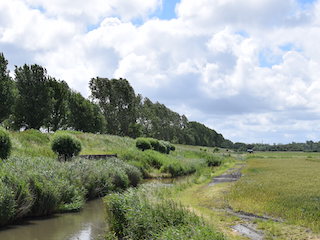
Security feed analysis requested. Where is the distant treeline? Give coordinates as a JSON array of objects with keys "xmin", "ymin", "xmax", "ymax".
[
  {"xmin": 233, "ymin": 141, "xmax": 320, "ymax": 152},
  {"xmin": 0, "ymin": 52, "xmax": 232, "ymax": 148}
]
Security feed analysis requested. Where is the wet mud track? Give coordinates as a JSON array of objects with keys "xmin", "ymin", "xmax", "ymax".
[{"xmin": 209, "ymin": 163, "xmax": 267, "ymax": 240}]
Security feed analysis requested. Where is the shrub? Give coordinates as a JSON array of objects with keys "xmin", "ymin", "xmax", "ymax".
[
  {"xmin": 0, "ymin": 128, "xmax": 11, "ymax": 159},
  {"xmin": 169, "ymin": 144, "xmax": 176, "ymax": 151},
  {"xmin": 158, "ymin": 141, "xmax": 167, "ymax": 154},
  {"xmin": 148, "ymin": 138, "xmax": 160, "ymax": 151},
  {"xmin": 213, "ymin": 147, "xmax": 220, "ymax": 153},
  {"xmin": 122, "ymin": 164, "xmax": 143, "ymax": 187},
  {"xmin": 161, "ymin": 163, "xmax": 184, "ymax": 177},
  {"xmin": 128, "ymin": 160, "xmax": 150, "ymax": 179},
  {"xmin": 206, "ymin": 155, "xmax": 222, "ymax": 167},
  {"xmin": 136, "ymin": 138, "xmax": 151, "ymax": 151},
  {"xmin": 51, "ymin": 134, "xmax": 82, "ymax": 160},
  {"xmin": 161, "ymin": 141, "xmax": 171, "ymax": 154}
]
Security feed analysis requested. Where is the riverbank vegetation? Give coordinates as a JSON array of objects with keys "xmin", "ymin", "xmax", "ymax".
[
  {"xmin": 104, "ymin": 149, "xmax": 234, "ymax": 240},
  {"xmin": 0, "ymin": 156, "xmax": 141, "ymax": 226},
  {"xmin": 105, "ymin": 185, "xmax": 226, "ymax": 240},
  {"xmin": 0, "ymin": 129, "xmax": 228, "ymax": 229}
]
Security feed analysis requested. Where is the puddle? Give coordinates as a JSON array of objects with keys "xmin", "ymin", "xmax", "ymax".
[
  {"xmin": 232, "ymin": 224, "xmax": 264, "ymax": 240},
  {"xmin": 209, "ymin": 166, "xmax": 243, "ymax": 186}
]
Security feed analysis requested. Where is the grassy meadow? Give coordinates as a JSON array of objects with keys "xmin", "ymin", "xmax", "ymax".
[
  {"xmin": 228, "ymin": 152, "xmax": 320, "ymax": 231},
  {"xmin": 170, "ymin": 152, "xmax": 320, "ymax": 240},
  {"xmin": 8, "ymin": 129, "xmax": 320, "ymax": 239}
]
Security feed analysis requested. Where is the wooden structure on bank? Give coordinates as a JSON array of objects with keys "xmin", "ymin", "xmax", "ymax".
[{"xmin": 79, "ymin": 154, "xmax": 117, "ymax": 160}]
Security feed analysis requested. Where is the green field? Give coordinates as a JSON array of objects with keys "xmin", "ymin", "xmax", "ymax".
[
  {"xmin": 5, "ymin": 130, "xmax": 320, "ymax": 239},
  {"xmin": 228, "ymin": 152, "xmax": 320, "ymax": 231}
]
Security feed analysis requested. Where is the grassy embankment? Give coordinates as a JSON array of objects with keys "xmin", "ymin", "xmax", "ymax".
[
  {"xmin": 104, "ymin": 145, "xmax": 236, "ymax": 239},
  {"xmin": 0, "ymin": 130, "xmax": 143, "ymax": 227},
  {"xmin": 0, "ymin": 129, "xmax": 226, "ymax": 230}
]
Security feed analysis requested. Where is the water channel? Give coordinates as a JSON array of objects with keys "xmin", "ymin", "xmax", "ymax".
[
  {"xmin": 0, "ymin": 199, "xmax": 106, "ymax": 240},
  {"xmin": 0, "ymin": 177, "xmax": 188, "ymax": 240}
]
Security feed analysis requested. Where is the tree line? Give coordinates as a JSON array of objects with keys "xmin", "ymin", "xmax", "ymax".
[{"xmin": 0, "ymin": 53, "xmax": 231, "ymax": 148}]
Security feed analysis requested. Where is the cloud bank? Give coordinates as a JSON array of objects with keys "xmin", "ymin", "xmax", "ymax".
[{"xmin": 1, "ymin": 0, "xmax": 320, "ymax": 143}]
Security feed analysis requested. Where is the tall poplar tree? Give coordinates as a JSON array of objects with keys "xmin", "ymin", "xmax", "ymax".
[
  {"xmin": 0, "ymin": 53, "xmax": 15, "ymax": 123},
  {"xmin": 14, "ymin": 64, "xmax": 52, "ymax": 129}
]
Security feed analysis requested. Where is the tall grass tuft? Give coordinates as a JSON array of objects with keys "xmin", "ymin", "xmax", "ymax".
[
  {"xmin": 0, "ymin": 156, "xmax": 142, "ymax": 226},
  {"xmin": 105, "ymin": 186, "xmax": 225, "ymax": 240}
]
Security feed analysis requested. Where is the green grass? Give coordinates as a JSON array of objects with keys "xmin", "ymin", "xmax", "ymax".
[
  {"xmin": 104, "ymin": 185, "xmax": 226, "ymax": 240},
  {"xmin": 228, "ymin": 152, "xmax": 320, "ymax": 232},
  {"xmin": 8, "ymin": 130, "xmax": 213, "ymax": 178},
  {"xmin": 0, "ymin": 156, "xmax": 142, "ymax": 226},
  {"xmin": 9, "ymin": 130, "xmax": 134, "ymax": 158}
]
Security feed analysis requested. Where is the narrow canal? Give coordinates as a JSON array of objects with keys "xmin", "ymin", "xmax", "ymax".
[
  {"xmin": 0, "ymin": 176, "xmax": 189, "ymax": 240},
  {"xmin": 0, "ymin": 199, "xmax": 106, "ymax": 240}
]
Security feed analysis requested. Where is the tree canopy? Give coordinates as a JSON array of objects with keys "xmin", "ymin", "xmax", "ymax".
[{"xmin": 0, "ymin": 52, "xmax": 232, "ymax": 148}]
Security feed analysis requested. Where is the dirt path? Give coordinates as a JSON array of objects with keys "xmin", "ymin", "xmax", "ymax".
[{"xmin": 209, "ymin": 163, "xmax": 267, "ymax": 240}]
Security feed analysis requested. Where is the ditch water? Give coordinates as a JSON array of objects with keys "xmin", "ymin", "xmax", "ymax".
[
  {"xmin": 0, "ymin": 177, "xmax": 187, "ymax": 240},
  {"xmin": 0, "ymin": 178, "xmax": 177, "ymax": 240},
  {"xmin": 0, "ymin": 199, "xmax": 106, "ymax": 240}
]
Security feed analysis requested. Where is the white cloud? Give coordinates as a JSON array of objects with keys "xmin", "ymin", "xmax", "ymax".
[
  {"xmin": 0, "ymin": 0, "xmax": 76, "ymax": 50},
  {"xmin": 2, "ymin": 0, "xmax": 320, "ymax": 143},
  {"xmin": 22, "ymin": 0, "xmax": 161, "ymax": 23}
]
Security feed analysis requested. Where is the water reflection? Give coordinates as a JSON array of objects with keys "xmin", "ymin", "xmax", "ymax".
[{"xmin": 0, "ymin": 199, "xmax": 106, "ymax": 240}]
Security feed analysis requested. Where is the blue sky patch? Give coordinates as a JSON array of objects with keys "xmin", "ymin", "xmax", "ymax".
[
  {"xmin": 280, "ymin": 43, "xmax": 294, "ymax": 52},
  {"xmin": 235, "ymin": 30, "xmax": 250, "ymax": 38},
  {"xmin": 259, "ymin": 49, "xmax": 283, "ymax": 68},
  {"xmin": 153, "ymin": 0, "xmax": 180, "ymax": 20},
  {"xmin": 297, "ymin": 0, "xmax": 317, "ymax": 4}
]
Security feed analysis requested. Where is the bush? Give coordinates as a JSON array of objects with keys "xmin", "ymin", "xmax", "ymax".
[
  {"xmin": 161, "ymin": 141, "xmax": 171, "ymax": 154},
  {"xmin": 122, "ymin": 164, "xmax": 143, "ymax": 187},
  {"xmin": 170, "ymin": 144, "xmax": 176, "ymax": 151},
  {"xmin": 206, "ymin": 155, "xmax": 222, "ymax": 167},
  {"xmin": 161, "ymin": 163, "xmax": 184, "ymax": 177},
  {"xmin": 0, "ymin": 128, "xmax": 11, "ymax": 159},
  {"xmin": 158, "ymin": 141, "xmax": 167, "ymax": 154},
  {"xmin": 148, "ymin": 138, "xmax": 160, "ymax": 151},
  {"xmin": 51, "ymin": 134, "xmax": 82, "ymax": 160},
  {"xmin": 213, "ymin": 147, "xmax": 220, "ymax": 153},
  {"xmin": 136, "ymin": 138, "xmax": 151, "ymax": 151}
]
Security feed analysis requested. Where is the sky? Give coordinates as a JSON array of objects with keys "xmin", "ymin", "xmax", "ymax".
[{"xmin": 1, "ymin": 0, "xmax": 320, "ymax": 144}]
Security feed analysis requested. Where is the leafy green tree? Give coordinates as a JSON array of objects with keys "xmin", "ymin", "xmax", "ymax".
[
  {"xmin": 0, "ymin": 127, "xmax": 11, "ymax": 159},
  {"xmin": 128, "ymin": 123, "xmax": 143, "ymax": 138},
  {"xmin": 51, "ymin": 134, "xmax": 82, "ymax": 161},
  {"xmin": 14, "ymin": 64, "xmax": 52, "ymax": 130},
  {"xmin": 89, "ymin": 78, "xmax": 137, "ymax": 136},
  {"xmin": 0, "ymin": 53, "xmax": 15, "ymax": 123},
  {"xmin": 46, "ymin": 78, "xmax": 70, "ymax": 131},
  {"xmin": 68, "ymin": 92, "xmax": 105, "ymax": 133}
]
